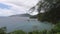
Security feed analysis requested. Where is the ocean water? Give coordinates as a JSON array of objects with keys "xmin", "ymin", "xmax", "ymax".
[{"xmin": 0, "ymin": 17, "xmax": 54, "ymax": 32}]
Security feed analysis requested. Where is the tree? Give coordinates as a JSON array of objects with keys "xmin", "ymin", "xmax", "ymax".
[
  {"xmin": 0, "ymin": 27, "xmax": 6, "ymax": 34},
  {"xmin": 29, "ymin": 0, "xmax": 60, "ymax": 23},
  {"xmin": 9, "ymin": 30, "xmax": 26, "ymax": 34}
]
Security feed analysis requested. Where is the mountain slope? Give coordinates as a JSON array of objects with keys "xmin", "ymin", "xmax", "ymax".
[{"xmin": 9, "ymin": 14, "xmax": 31, "ymax": 17}]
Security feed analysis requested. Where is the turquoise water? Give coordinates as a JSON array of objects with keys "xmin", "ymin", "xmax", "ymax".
[{"xmin": 0, "ymin": 17, "xmax": 54, "ymax": 32}]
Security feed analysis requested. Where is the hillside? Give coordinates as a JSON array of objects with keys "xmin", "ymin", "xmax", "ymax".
[{"xmin": 9, "ymin": 14, "xmax": 31, "ymax": 17}]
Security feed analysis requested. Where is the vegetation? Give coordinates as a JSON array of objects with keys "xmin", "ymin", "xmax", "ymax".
[
  {"xmin": 0, "ymin": 27, "xmax": 6, "ymax": 34},
  {"xmin": 30, "ymin": 15, "xmax": 37, "ymax": 19},
  {"xmin": 30, "ymin": 0, "xmax": 60, "ymax": 24},
  {"xmin": 8, "ymin": 30, "xmax": 26, "ymax": 34}
]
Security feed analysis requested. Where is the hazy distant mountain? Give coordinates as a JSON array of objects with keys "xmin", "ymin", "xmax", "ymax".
[{"xmin": 9, "ymin": 14, "xmax": 31, "ymax": 17}]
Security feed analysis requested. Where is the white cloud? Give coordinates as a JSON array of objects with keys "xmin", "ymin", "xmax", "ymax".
[
  {"xmin": 0, "ymin": 2, "xmax": 28, "ymax": 16},
  {"xmin": 0, "ymin": 0, "xmax": 39, "ymax": 16},
  {"xmin": 0, "ymin": 8, "xmax": 14, "ymax": 16},
  {"xmin": 0, "ymin": 2, "xmax": 27, "ymax": 16},
  {"xmin": 0, "ymin": 0, "xmax": 5, "ymax": 2},
  {"xmin": 0, "ymin": 0, "xmax": 39, "ymax": 8},
  {"xmin": 3, "ymin": 2, "xmax": 28, "ymax": 13}
]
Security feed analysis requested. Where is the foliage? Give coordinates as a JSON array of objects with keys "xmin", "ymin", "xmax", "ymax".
[
  {"xmin": 30, "ymin": 15, "xmax": 37, "ymax": 19},
  {"xmin": 8, "ymin": 30, "xmax": 26, "ymax": 34},
  {"xmin": 0, "ymin": 27, "xmax": 6, "ymax": 34},
  {"xmin": 29, "ymin": 0, "xmax": 60, "ymax": 24}
]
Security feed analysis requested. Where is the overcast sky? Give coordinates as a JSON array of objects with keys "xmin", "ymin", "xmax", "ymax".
[{"xmin": 0, "ymin": 0, "xmax": 39, "ymax": 16}]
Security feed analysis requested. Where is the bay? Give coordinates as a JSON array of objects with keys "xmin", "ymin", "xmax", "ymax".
[{"xmin": 0, "ymin": 17, "xmax": 54, "ymax": 32}]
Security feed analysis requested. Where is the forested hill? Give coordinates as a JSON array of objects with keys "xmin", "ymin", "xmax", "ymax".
[{"xmin": 9, "ymin": 14, "xmax": 31, "ymax": 17}]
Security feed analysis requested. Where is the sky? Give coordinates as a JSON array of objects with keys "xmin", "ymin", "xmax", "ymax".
[{"xmin": 0, "ymin": 0, "xmax": 39, "ymax": 16}]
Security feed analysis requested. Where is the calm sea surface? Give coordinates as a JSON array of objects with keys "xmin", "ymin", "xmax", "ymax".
[{"xmin": 0, "ymin": 17, "xmax": 54, "ymax": 32}]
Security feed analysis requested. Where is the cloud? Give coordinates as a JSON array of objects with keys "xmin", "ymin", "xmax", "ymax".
[
  {"xmin": 0, "ymin": 3, "xmax": 11, "ymax": 9},
  {"xmin": 0, "ymin": 2, "xmax": 27, "ymax": 16},
  {"xmin": 0, "ymin": 8, "xmax": 14, "ymax": 16},
  {"xmin": 0, "ymin": 0, "xmax": 39, "ymax": 16},
  {"xmin": 0, "ymin": 5, "xmax": 27, "ymax": 16},
  {"xmin": 0, "ymin": 0, "xmax": 39, "ymax": 8},
  {"xmin": 3, "ymin": 2, "xmax": 28, "ymax": 14}
]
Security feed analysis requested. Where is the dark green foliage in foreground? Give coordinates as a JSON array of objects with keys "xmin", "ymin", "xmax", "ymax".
[
  {"xmin": 8, "ymin": 30, "xmax": 26, "ymax": 34},
  {"xmin": 0, "ymin": 27, "xmax": 6, "ymax": 34}
]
